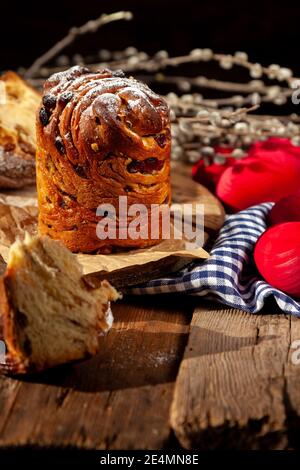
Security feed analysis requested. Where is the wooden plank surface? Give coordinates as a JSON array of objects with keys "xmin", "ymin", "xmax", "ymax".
[
  {"xmin": 1, "ymin": 297, "xmax": 300, "ymax": 450},
  {"xmin": 171, "ymin": 301, "xmax": 300, "ymax": 450},
  {"xmin": 0, "ymin": 296, "xmax": 194, "ymax": 450}
]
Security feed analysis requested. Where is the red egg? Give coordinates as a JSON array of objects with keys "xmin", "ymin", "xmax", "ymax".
[
  {"xmin": 269, "ymin": 193, "xmax": 300, "ymax": 225},
  {"xmin": 254, "ymin": 222, "xmax": 300, "ymax": 297},
  {"xmin": 216, "ymin": 138, "xmax": 300, "ymax": 212}
]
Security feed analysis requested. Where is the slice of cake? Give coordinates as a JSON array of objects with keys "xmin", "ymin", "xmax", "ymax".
[{"xmin": 0, "ymin": 233, "xmax": 119, "ymax": 373}]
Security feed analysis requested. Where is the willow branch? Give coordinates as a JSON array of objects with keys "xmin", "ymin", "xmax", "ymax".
[{"xmin": 24, "ymin": 11, "xmax": 133, "ymax": 79}]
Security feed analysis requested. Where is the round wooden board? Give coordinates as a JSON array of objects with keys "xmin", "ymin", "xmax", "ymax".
[
  {"xmin": 1, "ymin": 162, "xmax": 225, "ymax": 240},
  {"xmin": 171, "ymin": 162, "xmax": 225, "ymax": 239},
  {"xmin": 0, "ymin": 165, "xmax": 225, "ymax": 288}
]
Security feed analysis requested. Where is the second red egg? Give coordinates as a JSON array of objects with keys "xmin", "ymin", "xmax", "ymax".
[{"xmin": 254, "ymin": 222, "xmax": 300, "ymax": 297}]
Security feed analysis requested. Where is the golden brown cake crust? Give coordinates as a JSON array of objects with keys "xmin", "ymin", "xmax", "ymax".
[
  {"xmin": 0, "ymin": 71, "xmax": 40, "ymax": 189},
  {"xmin": 36, "ymin": 67, "xmax": 171, "ymax": 253}
]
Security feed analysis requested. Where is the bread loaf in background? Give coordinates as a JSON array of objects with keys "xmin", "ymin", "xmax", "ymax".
[{"xmin": 0, "ymin": 71, "xmax": 40, "ymax": 188}]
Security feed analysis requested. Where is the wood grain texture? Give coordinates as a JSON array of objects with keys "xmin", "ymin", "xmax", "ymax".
[
  {"xmin": 171, "ymin": 162, "xmax": 225, "ymax": 236},
  {"xmin": 171, "ymin": 302, "xmax": 300, "ymax": 450},
  {"xmin": 0, "ymin": 296, "xmax": 194, "ymax": 450}
]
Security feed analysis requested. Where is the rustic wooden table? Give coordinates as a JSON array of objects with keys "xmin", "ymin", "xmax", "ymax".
[{"xmin": 0, "ymin": 294, "xmax": 299, "ymax": 450}]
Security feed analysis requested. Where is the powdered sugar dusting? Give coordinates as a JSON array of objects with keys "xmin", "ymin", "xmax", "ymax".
[{"xmin": 102, "ymin": 303, "xmax": 114, "ymax": 333}]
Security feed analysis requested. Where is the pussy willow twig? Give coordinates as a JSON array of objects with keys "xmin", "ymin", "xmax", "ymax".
[{"xmin": 24, "ymin": 11, "xmax": 133, "ymax": 79}]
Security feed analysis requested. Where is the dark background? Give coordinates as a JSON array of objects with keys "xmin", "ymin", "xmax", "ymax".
[{"xmin": 1, "ymin": 0, "xmax": 299, "ymax": 72}]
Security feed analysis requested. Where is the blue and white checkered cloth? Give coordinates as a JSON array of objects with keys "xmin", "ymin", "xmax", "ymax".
[{"xmin": 129, "ymin": 203, "xmax": 300, "ymax": 316}]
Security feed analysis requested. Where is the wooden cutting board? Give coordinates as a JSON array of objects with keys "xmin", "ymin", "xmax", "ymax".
[
  {"xmin": 0, "ymin": 161, "xmax": 224, "ymax": 238},
  {"xmin": 171, "ymin": 162, "xmax": 225, "ymax": 236},
  {"xmin": 0, "ymin": 163, "xmax": 225, "ymax": 288}
]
